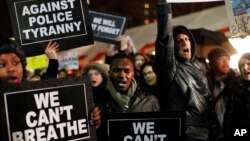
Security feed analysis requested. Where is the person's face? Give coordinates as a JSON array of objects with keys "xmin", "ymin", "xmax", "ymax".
[
  {"xmin": 109, "ymin": 58, "xmax": 134, "ymax": 92},
  {"xmin": 57, "ymin": 71, "xmax": 67, "ymax": 78},
  {"xmin": 239, "ymin": 58, "xmax": 250, "ymax": 81},
  {"xmin": 88, "ymin": 69, "xmax": 103, "ymax": 87},
  {"xmin": 143, "ymin": 65, "xmax": 157, "ymax": 86},
  {"xmin": 174, "ymin": 34, "xmax": 192, "ymax": 60},
  {"xmin": 0, "ymin": 53, "xmax": 23, "ymax": 83},
  {"xmin": 213, "ymin": 56, "xmax": 230, "ymax": 76},
  {"xmin": 134, "ymin": 55, "xmax": 145, "ymax": 71}
]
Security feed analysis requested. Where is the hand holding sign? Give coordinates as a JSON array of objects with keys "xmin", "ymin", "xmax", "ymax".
[{"xmin": 90, "ymin": 105, "xmax": 101, "ymax": 128}]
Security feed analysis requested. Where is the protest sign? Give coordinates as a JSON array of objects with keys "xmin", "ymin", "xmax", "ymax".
[
  {"xmin": 58, "ymin": 50, "xmax": 79, "ymax": 70},
  {"xmin": 0, "ymin": 77, "xmax": 96, "ymax": 141},
  {"xmin": 225, "ymin": 0, "xmax": 250, "ymax": 37},
  {"xmin": 105, "ymin": 110, "xmax": 185, "ymax": 141},
  {"xmin": 26, "ymin": 55, "xmax": 48, "ymax": 70},
  {"xmin": 7, "ymin": 0, "xmax": 94, "ymax": 57},
  {"xmin": 89, "ymin": 10, "xmax": 126, "ymax": 43}
]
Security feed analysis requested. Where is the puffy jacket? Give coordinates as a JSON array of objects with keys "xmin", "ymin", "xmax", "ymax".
[{"xmin": 154, "ymin": 2, "xmax": 210, "ymax": 139}]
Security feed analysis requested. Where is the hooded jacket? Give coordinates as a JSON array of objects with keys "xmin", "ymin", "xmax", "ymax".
[{"xmin": 154, "ymin": 2, "xmax": 210, "ymax": 139}]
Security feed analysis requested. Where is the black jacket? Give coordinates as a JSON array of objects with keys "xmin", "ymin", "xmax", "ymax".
[
  {"xmin": 224, "ymin": 78, "xmax": 250, "ymax": 140},
  {"xmin": 154, "ymin": 2, "xmax": 210, "ymax": 139},
  {"xmin": 97, "ymin": 87, "xmax": 160, "ymax": 141},
  {"xmin": 100, "ymin": 88, "xmax": 160, "ymax": 114}
]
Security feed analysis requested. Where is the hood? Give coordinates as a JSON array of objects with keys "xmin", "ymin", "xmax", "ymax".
[{"xmin": 173, "ymin": 25, "xmax": 196, "ymax": 61}]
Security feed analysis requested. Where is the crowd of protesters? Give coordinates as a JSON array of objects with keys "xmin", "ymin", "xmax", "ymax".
[{"xmin": 1, "ymin": 1, "xmax": 250, "ymax": 141}]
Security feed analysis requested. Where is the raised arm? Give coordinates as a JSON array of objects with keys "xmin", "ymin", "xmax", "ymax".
[
  {"xmin": 154, "ymin": 1, "xmax": 175, "ymax": 80},
  {"xmin": 41, "ymin": 41, "xmax": 59, "ymax": 79}
]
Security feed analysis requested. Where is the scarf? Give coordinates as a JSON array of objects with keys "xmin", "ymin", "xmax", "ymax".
[{"xmin": 107, "ymin": 78, "xmax": 137, "ymax": 110}]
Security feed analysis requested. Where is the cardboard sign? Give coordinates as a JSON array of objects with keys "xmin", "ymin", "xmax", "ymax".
[
  {"xmin": 106, "ymin": 110, "xmax": 185, "ymax": 141},
  {"xmin": 26, "ymin": 54, "xmax": 48, "ymax": 70},
  {"xmin": 89, "ymin": 10, "xmax": 126, "ymax": 43},
  {"xmin": 225, "ymin": 0, "xmax": 250, "ymax": 37},
  {"xmin": 7, "ymin": 0, "xmax": 94, "ymax": 57},
  {"xmin": 0, "ymin": 77, "xmax": 96, "ymax": 141}
]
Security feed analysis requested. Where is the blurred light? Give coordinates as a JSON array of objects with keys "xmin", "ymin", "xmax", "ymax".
[
  {"xmin": 144, "ymin": 10, "xmax": 149, "ymax": 16},
  {"xmin": 205, "ymin": 59, "xmax": 209, "ymax": 64},
  {"xmin": 228, "ymin": 36, "xmax": 250, "ymax": 69},
  {"xmin": 144, "ymin": 19, "xmax": 150, "ymax": 25},
  {"xmin": 144, "ymin": 3, "xmax": 150, "ymax": 9},
  {"xmin": 152, "ymin": 51, "xmax": 155, "ymax": 55}
]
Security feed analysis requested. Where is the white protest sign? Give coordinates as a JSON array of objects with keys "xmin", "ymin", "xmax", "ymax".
[
  {"xmin": 225, "ymin": 0, "xmax": 250, "ymax": 37},
  {"xmin": 58, "ymin": 50, "xmax": 79, "ymax": 70}
]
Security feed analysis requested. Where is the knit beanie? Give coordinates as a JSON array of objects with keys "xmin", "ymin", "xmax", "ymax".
[{"xmin": 207, "ymin": 47, "xmax": 230, "ymax": 66}]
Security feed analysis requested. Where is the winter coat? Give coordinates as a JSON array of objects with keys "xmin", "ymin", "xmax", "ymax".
[
  {"xmin": 207, "ymin": 69, "xmax": 239, "ymax": 140},
  {"xmin": 154, "ymin": 2, "xmax": 210, "ymax": 140},
  {"xmin": 101, "ymin": 88, "xmax": 160, "ymax": 114},
  {"xmin": 97, "ymin": 87, "xmax": 160, "ymax": 141}
]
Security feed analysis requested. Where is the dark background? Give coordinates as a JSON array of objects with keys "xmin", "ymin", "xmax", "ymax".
[{"xmin": 0, "ymin": 0, "xmax": 224, "ymax": 39}]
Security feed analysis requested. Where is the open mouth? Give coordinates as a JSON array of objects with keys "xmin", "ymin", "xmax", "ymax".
[
  {"xmin": 7, "ymin": 76, "xmax": 18, "ymax": 83},
  {"xmin": 117, "ymin": 80, "xmax": 126, "ymax": 87},
  {"xmin": 244, "ymin": 72, "xmax": 250, "ymax": 75},
  {"xmin": 183, "ymin": 48, "xmax": 189, "ymax": 53}
]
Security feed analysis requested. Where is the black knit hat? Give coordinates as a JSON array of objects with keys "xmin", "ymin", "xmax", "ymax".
[{"xmin": 207, "ymin": 47, "xmax": 230, "ymax": 66}]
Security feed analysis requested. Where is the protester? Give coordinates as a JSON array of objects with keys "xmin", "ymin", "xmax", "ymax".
[
  {"xmin": 0, "ymin": 38, "xmax": 101, "ymax": 131},
  {"xmin": 97, "ymin": 53, "xmax": 160, "ymax": 140},
  {"xmin": 0, "ymin": 39, "xmax": 60, "ymax": 83},
  {"xmin": 102, "ymin": 53, "xmax": 159, "ymax": 112},
  {"xmin": 0, "ymin": 39, "xmax": 27, "ymax": 83},
  {"xmin": 57, "ymin": 69, "xmax": 68, "ymax": 78},
  {"xmin": 81, "ymin": 63, "xmax": 108, "ymax": 107},
  {"xmin": 207, "ymin": 47, "xmax": 239, "ymax": 141},
  {"xmin": 139, "ymin": 62, "xmax": 160, "ymax": 100},
  {"xmin": 154, "ymin": 1, "xmax": 211, "ymax": 140},
  {"xmin": 223, "ymin": 52, "xmax": 250, "ymax": 140},
  {"xmin": 133, "ymin": 53, "xmax": 150, "ymax": 82}
]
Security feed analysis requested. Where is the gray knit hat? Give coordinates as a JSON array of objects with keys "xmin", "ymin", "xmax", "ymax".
[{"xmin": 207, "ymin": 47, "xmax": 230, "ymax": 66}]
